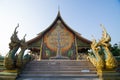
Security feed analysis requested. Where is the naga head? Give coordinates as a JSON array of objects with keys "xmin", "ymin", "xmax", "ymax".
[
  {"xmin": 22, "ymin": 34, "xmax": 26, "ymax": 42},
  {"xmin": 100, "ymin": 24, "xmax": 107, "ymax": 39},
  {"xmin": 10, "ymin": 24, "xmax": 20, "ymax": 43},
  {"xmin": 14, "ymin": 23, "xmax": 19, "ymax": 35},
  {"xmin": 20, "ymin": 34, "xmax": 27, "ymax": 49},
  {"xmin": 100, "ymin": 24, "xmax": 111, "ymax": 43}
]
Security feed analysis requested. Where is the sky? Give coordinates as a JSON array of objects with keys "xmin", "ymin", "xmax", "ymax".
[{"xmin": 0, "ymin": 0, "xmax": 120, "ymax": 56}]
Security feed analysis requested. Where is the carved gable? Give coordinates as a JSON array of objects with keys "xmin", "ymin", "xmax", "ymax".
[{"xmin": 44, "ymin": 20, "xmax": 74, "ymax": 53}]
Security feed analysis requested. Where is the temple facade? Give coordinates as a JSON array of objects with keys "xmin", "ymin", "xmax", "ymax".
[
  {"xmin": 26, "ymin": 11, "xmax": 91, "ymax": 60},
  {"xmin": 3, "ymin": 11, "xmax": 119, "ymax": 80}
]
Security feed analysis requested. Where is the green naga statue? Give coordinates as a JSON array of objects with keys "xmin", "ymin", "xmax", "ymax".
[
  {"xmin": 16, "ymin": 34, "xmax": 27, "ymax": 69},
  {"xmin": 4, "ymin": 24, "xmax": 21, "ymax": 70}
]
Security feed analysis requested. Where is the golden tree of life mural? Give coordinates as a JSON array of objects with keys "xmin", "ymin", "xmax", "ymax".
[{"xmin": 44, "ymin": 20, "xmax": 74, "ymax": 54}]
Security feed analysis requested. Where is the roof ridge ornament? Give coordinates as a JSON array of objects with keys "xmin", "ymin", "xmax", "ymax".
[
  {"xmin": 58, "ymin": 5, "xmax": 61, "ymax": 16},
  {"xmin": 58, "ymin": 5, "xmax": 60, "ymax": 12}
]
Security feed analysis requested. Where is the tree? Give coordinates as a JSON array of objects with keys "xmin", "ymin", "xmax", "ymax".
[{"xmin": 111, "ymin": 43, "xmax": 120, "ymax": 56}]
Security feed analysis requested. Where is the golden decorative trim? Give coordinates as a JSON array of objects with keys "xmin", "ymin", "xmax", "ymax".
[
  {"xmin": 75, "ymin": 36, "xmax": 79, "ymax": 60},
  {"xmin": 39, "ymin": 38, "xmax": 43, "ymax": 61}
]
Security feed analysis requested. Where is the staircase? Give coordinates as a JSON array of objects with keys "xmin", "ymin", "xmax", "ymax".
[{"xmin": 16, "ymin": 60, "xmax": 99, "ymax": 80}]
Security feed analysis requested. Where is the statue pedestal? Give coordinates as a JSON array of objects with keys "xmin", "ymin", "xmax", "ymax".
[
  {"xmin": 97, "ymin": 69, "xmax": 120, "ymax": 80},
  {"xmin": 0, "ymin": 69, "xmax": 18, "ymax": 80}
]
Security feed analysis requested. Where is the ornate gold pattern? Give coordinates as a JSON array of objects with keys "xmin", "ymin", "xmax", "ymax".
[
  {"xmin": 88, "ymin": 24, "xmax": 118, "ymax": 71},
  {"xmin": 87, "ymin": 37, "xmax": 104, "ymax": 72},
  {"xmin": 44, "ymin": 23, "xmax": 74, "ymax": 53},
  {"xmin": 99, "ymin": 24, "xmax": 117, "ymax": 69}
]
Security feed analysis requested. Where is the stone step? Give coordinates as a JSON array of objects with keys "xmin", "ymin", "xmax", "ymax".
[
  {"xmin": 25, "ymin": 62, "xmax": 93, "ymax": 67},
  {"xmin": 24, "ymin": 65, "xmax": 96, "ymax": 71},
  {"xmin": 25, "ymin": 65, "xmax": 94, "ymax": 68},
  {"xmin": 17, "ymin": 77, "xmax": 99, "ymax": 80},
  {"xmin": 23, "ymin": 67, "xmax": 96, "ymax": 71},
  {"xmin": 17, "ymin": 74, "xmax": 99, "ymax": 80},
  {"xmin": 24, "ymin": 65, "xmax": 95, "ymax": 68},
  {"xmin": 21, "ymin": 70, "xmax": 97, "ymax": 74},
  {"xmin": 24, "ymin": 67, "xmax": 95, "ymax": 70},
  {"xmin": 24, "ymin": 67, "xmax": 95, "ymax": 69},
  {"xmin": 22, "ymin": 60, "xmax": 96, "ymax": 72},
  {"xmin": 28, "ymin": 60, "xmax": 91, "ymax": 64},
  {"xmin": 26, "ymin": 62, "xmax": 93, "ymax": 64},
  {"xmin": 25, "ymin": 64, "xmax": 94, "ymax": 67},
  {"xmin": 25, "ymin": 64, "xmax": 95, "ymax": 67},
  {"xmin": 29, "ymin": 61, "xmax": 92, "ymax": 63},
  {"xmin": 23, "ymin": 65, "xmax": 96, "ymax": 68},
  {"xmin": 17, "ymin": 60, "xmax": 98, "ymax": 80},
  {"xmin": 18, "ymin": 73, "xmax": 98, "ymax": 78}
]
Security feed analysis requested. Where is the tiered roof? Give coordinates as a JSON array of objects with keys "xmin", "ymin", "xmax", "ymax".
[{"xmin": 27, "ymin": 11, "xmax": 91, "ymax": 45}]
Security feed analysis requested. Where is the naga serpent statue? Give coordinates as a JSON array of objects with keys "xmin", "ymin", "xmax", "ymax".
[
  {"xmin": 4, "ymin": 24, "xmax": 21, "ymax": 70},
  {"xmin": 87, "ymin": 37, "xmax": 104, "ymax": 72},
  {"xmin": 88, "ymin": 24, "xmax": 118, "ymax": 71},
  {"xmin": 99, "ymin": 24, "xmax": 118, "ymax": 69},
  {"xmin": 16, "ymin": 34, "xmax": 27, "ymax": 68}
]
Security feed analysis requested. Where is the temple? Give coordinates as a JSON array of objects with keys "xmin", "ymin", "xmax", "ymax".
[
  {"xmin": 2, "ymin": 11, "xmax": 119, "ymax": 80},
  {"xmin": 26, "ymin": 11, "xmax": 91, "ymax": 60}
]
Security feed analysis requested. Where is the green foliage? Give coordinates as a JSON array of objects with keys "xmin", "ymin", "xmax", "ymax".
[
  {"xmin": 0, "ymin": 54, "xmax": 4, "ymax": 60},
  {"xmin": 45, "ymin": 49, "xmax": 51, "ymax": 58},
  {"xmin": 111, "ymin": 43, "xmax": 120, "ymax": 56},
  {"xmin": 115, "ymin": 56, "xmax": 120, "ymax": 61}
]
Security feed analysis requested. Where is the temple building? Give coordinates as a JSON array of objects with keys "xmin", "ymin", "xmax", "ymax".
[
  {"xmin": 26, "ymin": 11, "xmax": 91, "ymax": 60},
  {"xmin": 3, "ymin": 11, "xmax": 119, "ymax": 80}
]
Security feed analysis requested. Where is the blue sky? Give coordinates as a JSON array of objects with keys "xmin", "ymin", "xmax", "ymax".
[{"xmin": 0, "ymin": 0, "xmax": 120, "ymax": 56}]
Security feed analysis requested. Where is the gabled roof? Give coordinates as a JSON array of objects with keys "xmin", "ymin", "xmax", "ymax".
[{"xmin": 27, "ymin": 11, "xmax": 91, "ymax": 45}]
